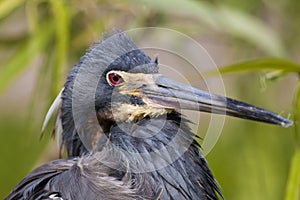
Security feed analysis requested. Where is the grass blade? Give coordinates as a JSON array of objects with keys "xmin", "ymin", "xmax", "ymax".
[
  {"xmin": 50, "ymin": 0, "xmax": 70, "ymax": 95},
  {"xmin": 284, "ymin": 77, "xmax": 300, "ymax": 200},
  {"xmin": 209, "ymin": 58, "xmax": 300, "ymax": 75},
  {"xmin": 284, "ymin": 149, "xmax": 300, "ymax": 200}
]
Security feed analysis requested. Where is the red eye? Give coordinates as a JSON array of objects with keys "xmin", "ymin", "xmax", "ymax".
[{"xmin": 107, "ymin": 72, "xmax": 123, "ymax": 86}]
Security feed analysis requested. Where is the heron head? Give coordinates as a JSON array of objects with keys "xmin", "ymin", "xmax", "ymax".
[
  {"xmin": 63, "ymin": 31, "xmax": 292, "ymax": 129},
  {"xmin": 95, "ymin": 68, "xmax": 292, "ymax": 127}
]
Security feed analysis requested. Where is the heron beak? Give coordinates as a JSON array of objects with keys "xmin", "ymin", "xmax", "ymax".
[{"xmin": 117, "ymin": 71, "xmax": 292, "ymax": 127}]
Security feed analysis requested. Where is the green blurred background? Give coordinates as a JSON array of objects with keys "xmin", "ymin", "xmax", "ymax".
[{"xmin": 1, "ymin": 0, "xmax": 300, "ymax": 199}]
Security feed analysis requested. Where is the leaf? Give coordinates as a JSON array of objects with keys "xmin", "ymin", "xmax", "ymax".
[
  {"xmin": 133, "ymin": 0, "xmax": 286, "ymax": 56},
  {"xmin": 208, "ymin": 58, "xmax": 300, "ymax": 75}
]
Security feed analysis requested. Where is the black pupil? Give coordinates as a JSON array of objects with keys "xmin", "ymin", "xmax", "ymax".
[{"xmin": 112, "ymin": 74, "xmax": 119, "ymax": 82}]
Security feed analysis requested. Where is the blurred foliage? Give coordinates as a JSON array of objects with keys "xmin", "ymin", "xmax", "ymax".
[
  {"xmin": 209, "ymin": 59, "xmax": 300, "ymax": 200},
  {"xmin": 0, "ymin": 115, "xmax": 50, "ymax": 198},
  {"xmin": 0, "ymin": 0, "xmax": 300, "ymax": 199}
]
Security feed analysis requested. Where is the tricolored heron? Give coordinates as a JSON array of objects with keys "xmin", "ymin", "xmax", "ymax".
[{"xmin": 6, "ymin": 31, "xmax": 292, "ymax": 200}]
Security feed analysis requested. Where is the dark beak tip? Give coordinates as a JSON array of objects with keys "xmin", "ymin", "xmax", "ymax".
[{"xmin": 281, "ymin": 119, "xmax": 293, "ymax": 128}]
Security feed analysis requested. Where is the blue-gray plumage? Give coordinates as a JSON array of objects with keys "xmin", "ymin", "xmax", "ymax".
[{"xmin": 6, "ymin": 31, "xmax": 292, "ymax": 200}]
